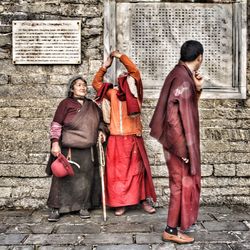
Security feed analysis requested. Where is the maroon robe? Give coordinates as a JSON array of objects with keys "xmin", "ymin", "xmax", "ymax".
[
  {"xmin": 149, "ymin": 62, "xmax": 201, "ymax": 230},
  {"xmin": 46, "ymin": 97, "xmax": 106, "ymax": 212}
]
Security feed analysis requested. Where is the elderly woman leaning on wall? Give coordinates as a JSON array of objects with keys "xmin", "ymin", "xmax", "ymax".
[{"xmin": 45, "ymin": 75, "xmax": 107, "ymax": 222}]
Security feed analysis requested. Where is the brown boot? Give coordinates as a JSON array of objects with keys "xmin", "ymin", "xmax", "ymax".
[{"xmin": 162, "ymin": 230, "xmax": 194, "ymax": 244}]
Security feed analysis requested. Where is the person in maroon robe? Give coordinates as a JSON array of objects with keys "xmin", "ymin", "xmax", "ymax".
[
  {"xmin": 150, "ymin": 40, "xmax": 204, "ymax": 244},
  {"xmin": 46, "ymin": 76, "xmax": 107, "ymax": 222}
]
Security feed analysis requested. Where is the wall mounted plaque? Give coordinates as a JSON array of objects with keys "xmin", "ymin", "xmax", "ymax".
[
  {"xmin": 13, "ymin": 20, "xmax": 81, "ymax": 64},
  {"xmin": 104, "ymin": 0, "xmax": 247, "ymax": 99}
]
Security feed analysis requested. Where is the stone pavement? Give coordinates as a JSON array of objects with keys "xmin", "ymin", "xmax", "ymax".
[{"xmin": 0, "ymin": 205, "xmax": 249, "ymax": 250}]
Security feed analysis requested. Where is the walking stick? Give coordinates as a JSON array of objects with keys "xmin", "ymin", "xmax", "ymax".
[{"xmin": 97, "ymin": 133, "xmax": 107, "ymax": 221}]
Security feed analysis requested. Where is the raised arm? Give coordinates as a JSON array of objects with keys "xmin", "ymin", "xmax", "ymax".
[
  {"xmin": 111, "ymin": 51, "xmax": 141, "ymax": 83},
  {"xmin": 92, "ymin": 55, "xmax": 114, "ymax": 100}
]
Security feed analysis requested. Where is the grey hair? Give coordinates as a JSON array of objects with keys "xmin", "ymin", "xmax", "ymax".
[{"xmin": 67, "ymin": 75, "xmax": 87, "ymax": 97}]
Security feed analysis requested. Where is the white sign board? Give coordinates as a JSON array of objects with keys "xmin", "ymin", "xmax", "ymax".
[{"xmin": 12, "ymin": 20, "xmax": 81, "ymax": 64}]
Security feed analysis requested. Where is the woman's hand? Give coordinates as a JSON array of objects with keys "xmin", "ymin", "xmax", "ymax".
[
  {"xmin": 111, "ymin": 50, "xmax": 122, "ymax": 59},
  {"xmin": 51, "ymin": 141, "xmax": 61, "ymax": 157},
  {"xmin": 98, "ymin": 131, "xmax": 106, "ymax": 143},
  {"xmin": 103, "ymin": 55, "xmax": 113, "ymax": 69}
]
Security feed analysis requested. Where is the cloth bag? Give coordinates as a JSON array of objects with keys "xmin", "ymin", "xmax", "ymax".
[{"xmin": 51, "ymin": 153, "xmax": 74, "ymax": 177}]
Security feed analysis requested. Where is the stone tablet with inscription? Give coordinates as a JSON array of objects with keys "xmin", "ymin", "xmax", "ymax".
[
  {"xmin": 12, "ymin": 20, "xmax": 81, "ymax": 64},
  {"xmin": 104, "ymin": 0, "xmax": 247, "ymax": 99}
]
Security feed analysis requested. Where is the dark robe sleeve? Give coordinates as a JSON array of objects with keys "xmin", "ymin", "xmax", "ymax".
[
  {"xmin": 176, "ymin": 81, "xmax": 200, "ymax": 175},
  {"xmin": 46, "ymin": 100, "xmax": 67, "ymax": 175},
  {"xmin": 53, "ymin": 99, "xmax": 68, "ymax": 124}
]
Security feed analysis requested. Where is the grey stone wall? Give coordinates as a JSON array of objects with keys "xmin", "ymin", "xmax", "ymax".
[{"xmin": 0, "ymin": 0, "xmax": 249, "ymax": 209}]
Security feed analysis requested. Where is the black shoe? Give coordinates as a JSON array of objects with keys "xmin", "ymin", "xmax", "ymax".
[
  {"xmin": 79, "ymin": 208, "xmax": 90, "ymax": 219},
  {"xmin": 48, "ymin": 208, "xmax": 60, "ymax": 222}
]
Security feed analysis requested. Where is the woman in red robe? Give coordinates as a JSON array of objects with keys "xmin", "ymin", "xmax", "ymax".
[{"xmin": 92, "ymin": 51, "xmax": 156, "ymax": 216}]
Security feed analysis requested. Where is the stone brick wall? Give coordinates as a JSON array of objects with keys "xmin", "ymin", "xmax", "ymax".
[{"xmin": 0, "ymin": 0, "xmax": 249, "ymax": 209}]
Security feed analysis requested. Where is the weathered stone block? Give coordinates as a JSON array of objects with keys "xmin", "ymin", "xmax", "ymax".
[
  {"xmin": 24, "ymin": 233, "xmax": 84, "ymax": 245},
  {"xmin": 86, "ymin": 17, "xmax": 102, "ymax": 27},
  {"xmin": 194, "ymin": 231, "xmax": 239, "ymax": 243},
  {"xmin": 0, "ymin": 48, "xmax": 10, "ymax": 59},
  {"xmin": 0, "ymin": 98, "xmax": 60, "ymax": 108},
  {"xmin": 0, "ymin": 6, "xmax": 4, "ymax": 13},
  {"xmin": 6, "ymin": 224, "xmax": 31, "ymax": 234},
  {"xmin": 201, "ymin": 140, "xmax": 250, "ymax": 153},
  {"xmin": 12, "ymin": 186, "xmax": 48, "ymax": 199},
  {"xmin": 203, "ymin": 221, "xmax": 248, "ymax": 231},
  {"xmin": 152, "ymin": 244, "xmax": 176, "ymax": 250},
  {"xmin": 20, "ymin": 108, "xmax": 54, "ymax": 118},
  {"xmin": 0, "ymin": 118, "xmax": 50, "ymax": 131},
  {"xmin": 84, "ymin": 233, "xmax": 133, "ymax": 244},
  {"xmin": 202, "ymin": 194, "xmax": 224, "ymax": 205},
  {"xmin": 87, "ymin": 36, "xmax": 102, "ymax": 48},
  {"xmin": 30, "ymin": 224, "xmax": 54, "ymax": 234},
  {"xmin": 50, "ymin": 64, "xmax": 86, "ymax": 75},
  {"xmin": 0, "ymin": 130, "xmax": 49, "ymax": 144},
  {"xmin": 97, "ymin": 246, "xmax": 151, "ymax": 250},
  {"xmin": 201, "ymin": 118, "xmax": 250, "ymax": 129},
  {"xmin": 0, "ymin": 234, "xmax": 28, "ymax": 245},
  {"xmin": 162, "ymin": 188, "xmax": 170, "ymax": 195},
  {"xmin": 200, "ymin": 108, "xmax": 250, "ymax": 120},
  {"xmin": 49, "ymin": 74, "xmax": 69, "ymax": 85},
  {"xmin": 202, "ymin": 152, "xmax": 250, "ymax": 164},
  {"xmin": 0, "ymin": 138, "xmax": 49, "ymax": 153},
  {"xmin": 0, "ymin": 12, "xmax": 28, "ymax": 25},
  {"xmin": 61, "ymin": 4, "xmax": 101, "ymax": 17},
  {"xmin": 27, "ymin": 153, "xmax": 48, "ymax": 164},
  {"xmin": 230, "ymin": 243, "xmax": 250, "ymax": 250},
  {"xmin": 201, "ymin": 164, "xmax": 213, "ymax": 177},
  {"xmin": 0, "ymin": 164, "xmax": 47, "ymax": 177},
  {"xmin": 61, "ymin": 0, "xmax": 100, "ymax": 3},
  {"xmin": 214, "ymin": 164, "xmax": 236, "ymax": 177},
  {"xmin": 104, "ymin": 223, "xmax": 151, "ymax": 233},
  {"xmin": 89, "ymin": 60, "xmax": 102, "ymax": 73},
  {"xmin": 236, "ymin": 164, "xmax": 250, "ymax": 177},
  {"xmin": 82, "ymin": 27, "xmax": 102, "ymax": 37},
  {"xmin": 0, "ymin": 85, "xmax": 67, "ymax": 98},
  {"xmin": 0, "ymin": 108, "xmax": 19, "ymax": 118},
  {"xmin": 0, "ymin": 74, "xmax": 8, "ymax": 84},
  {"xmin": 11, "ymin": 74, "xmax": 48, "ymax": 85},
  {"xmin": 0, "ymin": 187, "xmax": 11, "ymax": 198},
  {"xmin": 153, "ymin": 178, "xmax": 168, "ymax": 187},
  {"xmin": 84, "ymin": 48, "xmax": 102, "ymax": 59},
  {"xmin": 0, "ymin": 151, "xmax": 27, "ymax": 163},
  {"xmin": 0, "ymin": 33, "xmax": 11, "ymax": 46},
  {"xmin": 0, "ymin": 25, "xmax": 11, "ymax": 33},
  {"xmin": 13, "ymin": 198, "xmax": 47, "ymax": 209},
  {"xmin": 0, "ymin": 177, "xmax": 51, "ymax": 188},
  {"xmin": 56, "ymin": 223, "xmax": 101, "ymax": 234},
  {"xmin": 136, "ymin": 233, "xmax": 162, "ymax": 244},
  {"xmin": 151, "ymin": 165, "xmax": 168, "ymax": 178},
  {"xmin": 0, "ymin": 198, "xmax": 8, "ymax": 207},
  {"xmin": 30, "ymin": 3, "xmax": 61, "ymax": 15},
  {"xmin": 202, "ymin": 177, "xmax": 250, "ymax": 187},
  {"xmin": 202, "ymin": 187, "xmax": 250, "ymax": 197}
]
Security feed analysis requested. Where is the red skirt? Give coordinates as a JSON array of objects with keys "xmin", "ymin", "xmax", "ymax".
[{"xmin": 105, "ymin": 135, "xmax": 156, "ymax": 207}]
